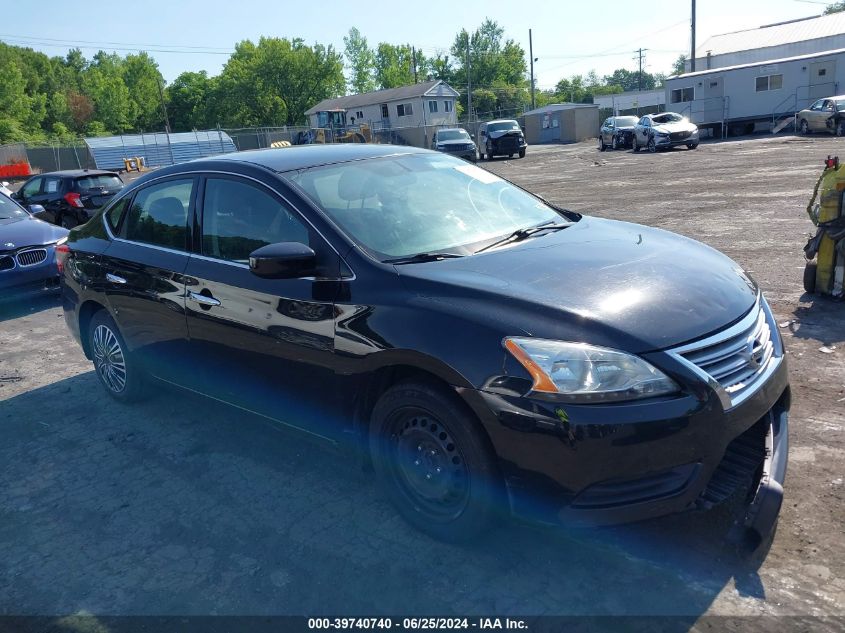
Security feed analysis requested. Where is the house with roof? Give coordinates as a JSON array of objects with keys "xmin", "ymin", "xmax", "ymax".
[
  {"xmin": 665, "ymin": 12, "xmax": 845, "ymax": 136},
  {"xmin": 305, "ymin": 80, "xmax": 460, "ymax": 131}
]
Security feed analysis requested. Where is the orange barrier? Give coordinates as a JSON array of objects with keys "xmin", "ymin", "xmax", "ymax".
[{"xmin": 0, "ymin": 161, "xmax": 31, "ymax": 178}]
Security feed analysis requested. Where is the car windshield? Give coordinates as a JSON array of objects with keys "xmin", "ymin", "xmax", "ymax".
[
  {"xmin": 835, "ymin": 99, "xmax": 845, "ymax": 110},
  {"xmin": 0, "ymin": 192, "xmax": 27, "ymax": 220},
  {"xmin": 615, "ymin": 116, "xmax": 639, "ymax": 126},
  {"xmin": 487, "ymin": 121, "xmax": 520, "ymax": 132},
  {"xmin": 287, "ymin": 153, "xmax": 565, "ymax": 260},
  {"xmin": 438, "ymin": 130, "xmax": 470, "ymax": 141},
  {"xmin": 652, "ymin": 113, "xmax": 684, "ymax": 124},
  {"xmin": 76, "ymin": 174, "xmax": 123, "ymax": 190}
]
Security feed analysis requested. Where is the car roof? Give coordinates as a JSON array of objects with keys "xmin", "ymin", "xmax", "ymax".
[
  {"xmin": 198, "ymin": 144, "xmax": 430, "ymax": 173},
  {"xmin": 437, "ymin": 128, "xmax": 468, "ymax": 132},
  {"xmin": 485, "ymin": 119, "xmax": 519, "ymax": 124},
  {"xmin": 31, "ymin": 169, "xmax": 119, "ymax": 178}
]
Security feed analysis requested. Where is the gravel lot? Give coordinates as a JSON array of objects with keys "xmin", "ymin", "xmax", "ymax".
[{"xmin": 1, "ymin": 137, "xmax": 843, "ymax": 629}]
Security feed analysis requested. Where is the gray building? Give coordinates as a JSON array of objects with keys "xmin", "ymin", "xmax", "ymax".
[
  {"xmin": 522, "ymin": 104, "xmax": 599, "ymax": 144},
  {"xmin": 688, "ymin": 12, "xmax": 845, "ymax": 72},
  {"xmin": 666, "ymin": 13, "xmax": 845, "ymax": 134},
  {"xmin": 305, "ymin": 80, "xmax": 459, "ymax": 132}
]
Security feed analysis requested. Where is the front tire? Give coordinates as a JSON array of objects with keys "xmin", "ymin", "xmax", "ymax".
[
  {"xmin": 647, "ymin": 136, "xmax": 657, "ymax": 153},
  {"xmin": 518, "ymin": 148, "xmax": 526, "ymax": 158},
  {"xmin": 369, "ymin": 381, "xmax": 501, "ymax": 542},
  {"xmin": 486, "ymin": 142, "xmax": 494, "ymax": 161},
  {"xmin": 88, "ymin": 311, "xmax": 147, "ymax": 402},
  {"xmin": 633, "ymin": 136, "xmax": 640, "ymax": 153},
  {"xmin": 598, "ymin": 136, "xmax": 606, "ymax": 151},
  {"xmin": 836, "ymin": 120, "xmax": 845, "ymax": 137},
  {"xmin": 611, "ymin": 135, "xmax": 619, "ymax": 150},
  {"xmin": 687, "ymin": 142, "xmax": 699, "ymax": 150},
  {"xmin": 803, "ymin": 262, "xmax": 817, "ymax": 294}
]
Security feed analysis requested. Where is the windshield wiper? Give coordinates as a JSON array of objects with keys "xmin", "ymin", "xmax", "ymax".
[
  {"xmin": 383, "ymin": 252, "xmax": 466, "ymax": 264},
  {"xmin": 474, "ymin": 222, "xmax": 571, "ymax": 254}
]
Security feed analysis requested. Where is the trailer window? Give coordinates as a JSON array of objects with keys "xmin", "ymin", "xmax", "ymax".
[
  {"xmin": 755, "ymin": 74, "xmax": 782, "ymax": 92},
  {"xmin": 670, "ymin": 87, "xmax": 694, "ymax": 103}
]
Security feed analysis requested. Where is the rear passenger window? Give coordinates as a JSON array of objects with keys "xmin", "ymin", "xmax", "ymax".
[
  {"xmin": 201, "ymin": 178, "xmax": 309, "ymax": 263},
  {"xmin": 105, "ymin": 197, "xmax": 130, "ymax": 232},
  {"xmin": 122, "ymin": 179, "xmax": 193, "ymax": 251}
]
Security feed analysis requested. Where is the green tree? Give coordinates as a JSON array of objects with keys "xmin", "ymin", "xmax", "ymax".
[
  {"xmin": 124, "ymin": 52, "xmax": 166, "ymax": 131},
  {"xmin": 167, "ymin": 71, "xmax": 216, "ymax": 131},
  {"xmin": 824, "ymin": 1, "xmax": 845, "ymax": 13},
  {"xmin": 216, "ymin": 37, "xmax": 344, "ymax": 126},
  {"xmin": 450, "ymin": 19, "xmax": 527, "ymax": 117},
  {"xmin": 374, "ymin": 43, "xmax": 416, "ymax": 89},
  {"xmin": 343, "ymin": 27, "xmax": 377, "ymax": 94},
  {"xmin": 671, "ymin": 54, "xmax": 688, "ymax": 76}
]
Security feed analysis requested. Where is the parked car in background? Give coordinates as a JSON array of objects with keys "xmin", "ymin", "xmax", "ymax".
[
  {"xmin": 0, "ymin": 190, "xmax": 67, "ymax": 301},
  {"xmin": 633, "ymin": 112, "xmax": 699, "ymax": 152},
  {"xmin": 13, "ymin": 170, "xmax": 124, "ymax": 228},
  {"xmin": 797, "ymin": 96, "xmax": 845, "ymax": 136},
  {"xmin": 432, "ymin": 128, "xmax": 477, "ymax": 162},
  {"xmin": 478, "ymin": 119, "xmax": 527, "ymax": 160},
  {"xmin": 598, "ymin": 115, "xmax": 640, "ymax": 150},
  {"xmin": 61, "ymin": 144, "xmax": 788, "ymax": 545}
]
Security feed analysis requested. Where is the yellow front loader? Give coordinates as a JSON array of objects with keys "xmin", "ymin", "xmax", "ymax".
[{"xmin": 804, "ymin": 155, "xmax": 845, "ymax": 298}]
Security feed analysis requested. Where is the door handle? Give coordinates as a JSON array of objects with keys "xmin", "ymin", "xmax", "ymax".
[
  {"xmin": 106, "ymin": 273, "xmax": 127, "ymax": 285},
  {"xmin": 188, "ymin": 291, "xmax": 221, "ymax": 307}
]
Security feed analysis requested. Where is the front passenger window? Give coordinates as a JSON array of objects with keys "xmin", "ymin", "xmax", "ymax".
[
  {"xmin": 201, "ymin": 178, "xmax": 309, "ymax": 263},
  {"xmin": 123, "ymin": 179, "xmax": 193, "ymax": 251}
]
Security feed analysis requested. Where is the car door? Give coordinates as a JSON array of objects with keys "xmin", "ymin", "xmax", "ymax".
[
  {"xmin": 40, "ymin": 176, "xmax": 65, "ymax": 223},
  {"xmin": 17, "ymin": 177, "xmax": 45, "ymax": 218},
  {"xmin": 100, "ymin": 176, "xmax": 196, "ymax": 382},
  {"xmin": 808, "ymin": 99, "xmax": 826, "ymax": 130},
  {"xmin": 820, "ymin": 99, "xmax": 836, "ymax": 132},
  {"xmin": 600, "ymin": 118, "xmax": 611, "ymax": 144},
  {"xmin": 183, "ymin": 174, "xmax": 344, "ymax": 440}
]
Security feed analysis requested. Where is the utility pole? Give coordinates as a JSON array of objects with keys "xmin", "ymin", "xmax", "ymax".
[
  {"xmin": 529, "ymin": 29, "xmax": 535, "ymax": 110},
  {"xmin": 412, "ymin": 46, "xmax": 418, "ymax": 83},
  {"xmin": 466, "ymin": 40, "xmax": 472, "ymax": 125},
  {"xmin": 157, "ymin": 78, "xmax": 171, "ymax": 134},
  {"xmin": 690, "ymin": 0, "xmax": 697, "ymax": 72},
  {"xmin": 635, "ymin": 48, "xmax": 647, "ymax": 92}
]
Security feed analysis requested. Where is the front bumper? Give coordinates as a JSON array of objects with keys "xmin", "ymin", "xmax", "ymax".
[
  {"xmin": 438, "ymin": 147, "xmax": 477, "ymax": 161},
  {"xmin": 0, "ymin": 246, "xmax": 61, "ymax": 303},
  {"xmin": 655, "ymin": 134, "xmax": 698, "ymax": 147},
  {"xmin": 457, "ymin": 353, "xmax": 789, "ymax": 532}
]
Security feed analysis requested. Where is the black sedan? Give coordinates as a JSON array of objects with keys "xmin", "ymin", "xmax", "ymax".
[
  {"xmin": 60, "ymin": 145, "xmax": 788, "ymax": 543},
  {"xmin": 14, "ymin": 169, "xmax": 124, "ymax": 228},
  {"xmin": 0, "ymin": 191, "xmax": 68, "ymax": 301},
  {"xmin": 598, "ymin": 115, "xmax": 639, "ymax": 150}
]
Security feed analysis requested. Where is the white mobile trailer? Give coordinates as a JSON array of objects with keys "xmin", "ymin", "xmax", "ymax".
[{"xmin": 664, "ymin": 48, "xmax": 845, "ymax": 135}]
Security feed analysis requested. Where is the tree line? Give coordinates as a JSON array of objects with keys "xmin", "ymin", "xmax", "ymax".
[{"xmin": 0, "ymin": 18, "xmax": 685, "ymax": 144}]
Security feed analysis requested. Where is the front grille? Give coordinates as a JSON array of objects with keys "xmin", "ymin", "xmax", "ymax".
[
  {"xmin": 16, "ymin": 248, "xmax": 47, "ymax": 267},
  {"xmin": 497, "ymin": 136, "xmax": 520, "ymax": 150},
  {"xmin": 0, "ymin": 255, "xmax": 14, "ymax": 271},
  {"xmin": 446, "ymin": 144, "xmax": 473, "ymax": 152},
  {"xmin": 670, "ymin": 131, "xmax": 691, "ymax": 141},
  {"xmin": 675, "ymin": 304, "xmax": 774, "ymax": 402}
]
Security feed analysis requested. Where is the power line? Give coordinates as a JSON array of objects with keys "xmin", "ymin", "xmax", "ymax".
[{"xmin": 0, "ymin": 32, "xmax": 232, "ymax": 51}]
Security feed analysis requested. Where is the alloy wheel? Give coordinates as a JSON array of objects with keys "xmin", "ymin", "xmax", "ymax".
[{"xmin": 92, "ymin": 324, "xmax": 127, "ymax": 393}]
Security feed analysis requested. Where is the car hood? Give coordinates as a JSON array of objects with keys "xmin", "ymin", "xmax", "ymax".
[
  {"xmin": 488, "ymin": 129, "xmax": 523, "ymax": 139},
  {"xmin": 0, "ymin": 216, "xmax": 68, "ymax": 252},
  {"xmin": 653, "ymin": 121, "xmax": 697, "ymax": 134},
  {"xmin": 615, "ymin": 125, "xmax": 637, "ymax": 131},
  {"xmin": 396, "ymin": 217, "xmax": 757, "ymax": 352}
]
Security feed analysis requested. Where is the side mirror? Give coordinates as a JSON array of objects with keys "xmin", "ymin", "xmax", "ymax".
[
  {"xmin": 28, "ymin": 204, "xmax": 45, "ymax": 215},
  {"xmin": 249, "ymin": 242, "xmax": 316, "ymax": 279}
]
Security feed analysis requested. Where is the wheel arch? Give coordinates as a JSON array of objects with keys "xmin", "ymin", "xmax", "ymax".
[{"xmin": 77, "ymin": 299, "xmax": 110, "ymax": 359}]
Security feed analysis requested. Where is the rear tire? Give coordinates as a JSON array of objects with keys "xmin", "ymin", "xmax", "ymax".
[
  {"xmin": 88, "ymin": 311, "xmax": 147, "ymax": 402},
  {"xmin": 803, "ymin": 262, "xmax": 817, "ymax": 294},
  {"xmin": 800, "ymin": 119, "xmax": 810, "ymax": 135},
  {"xmin": 369, "ymin": 381, "xmax": 502, "ymax": 542}
]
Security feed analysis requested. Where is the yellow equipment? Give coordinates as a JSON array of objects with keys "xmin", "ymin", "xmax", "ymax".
[
  {"xmin": 804, "ymin": 155, "xmax": 845, "ymax": 298},
  {"xmin": 301, "ymin": 109, "xmax": 370, "ymax": 144}
]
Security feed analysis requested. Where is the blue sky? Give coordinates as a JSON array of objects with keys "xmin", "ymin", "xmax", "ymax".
[{"xmin": 1, "ymin": 0, "xmax": 831, "ymax": 88}]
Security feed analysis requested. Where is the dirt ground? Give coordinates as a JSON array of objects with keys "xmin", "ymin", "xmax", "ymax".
[{"xmin": 0, "ymin": 136, "xmax": 843, "ymax": 629}]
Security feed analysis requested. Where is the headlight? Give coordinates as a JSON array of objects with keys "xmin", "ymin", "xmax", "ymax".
[
  {"xmin": 691, "ymin": 128, "xmax": 699, "ymax": 135},
  {"xmin": 504, "ymin": 338, "xmax": 679, "ymax": 402},
  {"xmin": 655, "ymin": 131, "xmax": 669, "ymax": 137}
]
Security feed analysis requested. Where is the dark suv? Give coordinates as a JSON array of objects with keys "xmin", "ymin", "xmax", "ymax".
[
  {"xmin": 478, "ymin": 120, "xmax": 527, "ymax": 160},
  {"xmin": 14, "ymin": 170, "xmax": 124, "ymax": 228},
  {"xmin": 60, "ymin": 144, "xmax": 788, "ymax": 543}
]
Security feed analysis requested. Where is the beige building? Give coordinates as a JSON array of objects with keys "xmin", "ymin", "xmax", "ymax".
[{"xmin": 522, "ymin": 104, "xmax": 600, "ymax": 144}]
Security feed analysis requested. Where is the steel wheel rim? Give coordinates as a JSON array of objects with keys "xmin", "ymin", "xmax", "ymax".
[
  {"xmin": 93, "ymin": 324, "xmax": 127, "ymax": 393},
  {"xmin": 384, "ymin": 408, "xmax": 470, "ymax": 520},
  {"xmin": 801, "ymin": 120, "xmax": 808, "ymax": 134}
]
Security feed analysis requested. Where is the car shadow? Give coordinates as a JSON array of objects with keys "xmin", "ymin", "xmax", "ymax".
[
  {"xmin": 0, "ymin": 373, "xmax": 773, "ymax": 622},
  {"xmin": 786, "ymin": 292, "xmax": 845, "ymax": 345},
  {"xmin": 0, "ymin": 293, "xmax": 61, "ymax": 323}
]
